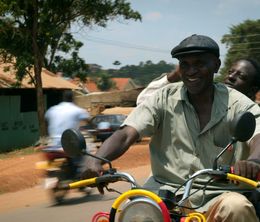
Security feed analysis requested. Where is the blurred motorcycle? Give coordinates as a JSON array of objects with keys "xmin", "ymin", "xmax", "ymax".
[{"xmin": 35, "ymin": 130, "xmax": 96, "ymax": 204}]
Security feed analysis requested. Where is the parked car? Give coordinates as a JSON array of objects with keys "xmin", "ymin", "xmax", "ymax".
[{"xmin": 80, "ymin": 114, "xmax": 127, "ymax": 142}]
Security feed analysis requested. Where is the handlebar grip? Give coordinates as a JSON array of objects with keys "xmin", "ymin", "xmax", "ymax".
[
  {"xmin": 226, "ymin": 173, "xmax": 260, "ymax": 188},
  {"xmin": 67, "ymin": 174, "xmax": 124, "ymax": 190},
  {"xmin": 230, "ymin": 166, "xmax": 260, "ymax": 181},
  {"xmin": 68, "ymin": 177, "xmax": 97, "ymax": 189},
  {"xmin": 95, "ymin": 174, "xmax": 124, "ymax": 184}
]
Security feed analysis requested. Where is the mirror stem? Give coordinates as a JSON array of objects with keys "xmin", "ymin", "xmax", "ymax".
[
  {"xmin": 213, "ymin": 138, "xmax": 236, "ymax": 170},
  {"xmin": 85, "ymin": 151, "xmax": 113, "ymax": 169}
]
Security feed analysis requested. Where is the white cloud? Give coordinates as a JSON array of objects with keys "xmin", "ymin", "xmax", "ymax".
[
  {"xmin": 76, "ymin": 1, "xmax": 260, "ymax": 69},
  {"xmin": 215, "ymin": 0, "xmax": 260, "ymax": 15},
  {"xmin": 144, "ymin": 12, "xmax": 162, "ymax": 21}
]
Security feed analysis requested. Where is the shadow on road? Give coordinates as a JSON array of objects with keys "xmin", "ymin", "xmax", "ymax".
[{"xmin": 48, "ymin": 191, "xmax": 118, "ymax": 207}]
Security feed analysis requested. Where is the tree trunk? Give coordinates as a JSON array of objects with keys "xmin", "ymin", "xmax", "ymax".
[
  {"xmin": 32, "ymin": 0, "xmax": 47, "ymax": 140},
  {"xmin": 34, "ymin": 64, "xmax": 47, "ymax": 138}
]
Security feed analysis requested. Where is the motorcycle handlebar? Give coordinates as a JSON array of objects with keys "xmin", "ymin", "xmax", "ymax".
[
  {"xmin": 179, "ymin": 169, "xmax": 260, "ymax": 206},
  {"xmin": 64, "ymin": 172, "xmax": 139, "ymax": 190},
  {"xmin": 65, "ymin": 167, "xmax": 259, "ymax": 195}
]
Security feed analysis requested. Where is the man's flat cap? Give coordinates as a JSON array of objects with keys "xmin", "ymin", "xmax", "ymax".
[{"xmin": 171, "ymin": 34, "xmax": 220, "ymax": 58}]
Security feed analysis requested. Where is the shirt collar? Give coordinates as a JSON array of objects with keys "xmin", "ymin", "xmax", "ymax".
[{"xmin": 172, "ymin": 82, "xmax": 230, "ymax": 133}]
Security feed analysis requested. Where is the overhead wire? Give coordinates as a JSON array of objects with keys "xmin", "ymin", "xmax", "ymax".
[
  {"xmin": 85, "ymin": 35, "xmax": 169, "ymax": 54},
  {"xmin": 80, "ymin": 34, "xmax": 260, "ymax": 57},
  {"xmin": 229, "ymin": 47, "xmax": 260, "ymax": 51},
  {"xmin": 222, "ymin": 33, "xmax": 260, "ymax": 39},
  {"xmin": 227, "ymin": 41, "xmax": 260, "ymax": 46}
]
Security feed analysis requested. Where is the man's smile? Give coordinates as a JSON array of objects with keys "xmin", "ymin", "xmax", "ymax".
[{"xmin": 187, "ymin": 77, "xmax": 199, "ymax": 82}]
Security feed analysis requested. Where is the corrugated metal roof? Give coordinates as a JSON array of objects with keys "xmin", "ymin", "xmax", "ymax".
[{"xmin": 0, "ymin": 63, "xmax": 79, "ymax": 89}]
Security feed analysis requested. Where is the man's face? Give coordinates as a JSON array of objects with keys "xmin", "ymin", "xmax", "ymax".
[
  {"xmin": 224, "ymin": 60, "xmax": 256, "ymax": 96},
  {"xmin": 178, "ymin": 53, "xmax": 220, "ymax": 95}
]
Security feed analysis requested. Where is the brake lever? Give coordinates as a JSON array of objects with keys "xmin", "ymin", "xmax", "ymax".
[
  {"xmin": 105, "ymin": 186, "xmax": 122, "ymax": 194},
  {"xmin": 218, "ymin": 165, "xmax": 260, "ymax": 181}
]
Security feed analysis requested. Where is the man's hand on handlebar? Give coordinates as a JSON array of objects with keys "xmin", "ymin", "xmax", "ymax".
[
  {"xmin": 81, "ymin": 157, "xmax": 106, "ymax": 194},
  {"xmin": 234, "ymin": 160, "xmax": 260, "ymax": 180}
]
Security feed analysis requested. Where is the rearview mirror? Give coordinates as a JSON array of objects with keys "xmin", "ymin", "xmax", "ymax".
[
  {"xmin": 229, "ymin": 111, "xmax": 256, "ymax": 142},
  {"xmin": 61, "ymin": 128, "xmax": 113, "ymax": 169},
  {"xmin": 213, "ymin": 111, "xmax": 256, "ymax": 170},
  {"xmin": 61, "ymin": 128, "xmax": 86, "ymax": 157}
]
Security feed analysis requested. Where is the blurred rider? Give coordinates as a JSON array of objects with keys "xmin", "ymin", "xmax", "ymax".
[{"xmin": 45, "ymin": 90, "xmax": 90, "ymax": 150}]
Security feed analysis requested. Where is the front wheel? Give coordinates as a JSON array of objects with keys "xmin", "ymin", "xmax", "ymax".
[
  {"xmin": 50, "ymin": 183, "xmax": 68, "ymax": 204},
  {"xmin": 47, "ymin": 170, "xmax": 68, "ymax": 205}
]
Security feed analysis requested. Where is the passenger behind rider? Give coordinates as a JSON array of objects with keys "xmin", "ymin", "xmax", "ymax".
[
  {"xmin": 224, "ymin": 58, "xmax": 260, "ymax": 101},
  {"xmin": 81, "ymin": 34, "xmax": 260, "ymax": 221},
  {"xmin": 136, "ymin": 58, "xmax": 260, "ymax": 105}
]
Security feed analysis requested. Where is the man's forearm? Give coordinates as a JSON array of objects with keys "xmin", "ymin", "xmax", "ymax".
[{"xmin": 95, "ymin": 126, "xmax": 139, "ymax": 163}]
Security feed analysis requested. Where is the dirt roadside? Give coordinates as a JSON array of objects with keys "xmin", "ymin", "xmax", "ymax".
[
  {"xmin": 0, "ymin": 107, "xmax": 139, "ymax": 194},
  {"xmin": 0, "ymin": 138, "xmax": 150, "ymax": 194},
  {"xmin": 0, "ymin": 138, "xmax": 151, "ymax": 213},
  {"xmin": 0, "ymin": 107, "xmax": 151, "ymax": 212}
]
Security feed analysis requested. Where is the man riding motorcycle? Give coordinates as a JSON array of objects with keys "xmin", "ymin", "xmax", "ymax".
[{"xmin": 81, "ymin": 34, "xmax": 260, "ymax": 221}]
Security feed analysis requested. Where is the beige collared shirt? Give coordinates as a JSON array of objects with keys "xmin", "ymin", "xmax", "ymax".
[{"xmin": 124, "ymin": 82, "xmax": 260, "ymax": 193}]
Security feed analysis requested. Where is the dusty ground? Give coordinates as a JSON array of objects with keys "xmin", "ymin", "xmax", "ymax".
[
  {"xmin": 0, "ymin": 138, "xmax": 150, "ymax": 194},
  {"xmin": 101, "ymin": 107, "xmax": 134, "ymax": 115},
  {"xmin": 0, "ymin": 106, "xmax": 150, "ymax": 195},
  {"xmin": 0, "ymin": 107, "xmax": 139, "ymax": 194}
]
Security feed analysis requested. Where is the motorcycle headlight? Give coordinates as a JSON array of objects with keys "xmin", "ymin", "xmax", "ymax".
[{"xmin": 118, "ymin": 197, "xmax": 164, "ymax": 222}]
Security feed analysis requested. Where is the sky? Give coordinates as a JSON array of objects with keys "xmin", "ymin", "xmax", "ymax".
[{"xmin": 73, "ymin": 0, "xmax": 260, "ymax": 69}]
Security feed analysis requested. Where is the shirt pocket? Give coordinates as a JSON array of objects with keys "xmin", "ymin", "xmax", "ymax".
[
  {"xmin": 212, "ymin": 127, "xmax": 235, "ymax": 166},
  {"xmin": 199, "ymin": 129, "xmax": 234, "ymax": 168}
]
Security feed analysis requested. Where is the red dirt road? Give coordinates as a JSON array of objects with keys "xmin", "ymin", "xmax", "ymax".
[
  {"xmin": 0, "ymin": 107, "xmax": 147, "ymax": 194},
  {"xmin": 0, "ymin": 107, "xmax": 151, "ymax": 213},
  {"xmin": 0, "ymin": 138, "xmax": 151, "ymax": 213}
]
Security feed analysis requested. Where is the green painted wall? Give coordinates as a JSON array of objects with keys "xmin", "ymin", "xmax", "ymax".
[{"xmin": 0, "ymin": 95, "xmax": 39, "ymax": 152}]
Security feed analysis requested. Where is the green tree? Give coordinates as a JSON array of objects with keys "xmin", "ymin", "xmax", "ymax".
[
  {"xmin": 218, "ymin": 19, "xmax": 260, "ymax": 82},
  {"xmin": 47, "ymin": 33, "xmax": 88, "ymax": 81},
  {"xmin": 96, "ymin": 72, "xmax": 116, "ymax": 91},
  {"xmin": 111, "ymin": 60, "xmax": 176, "ymax": 86},
  {"xmin": 113, "ymin": 60, "xmax": 121, "ymax": 66},
  {"xmin": 52, "ymin": 51, "xmax": 89, "ymax": 82},
  {"xmin": 0, "ymin": 0, "xmax": 141, "ymax": 139}
]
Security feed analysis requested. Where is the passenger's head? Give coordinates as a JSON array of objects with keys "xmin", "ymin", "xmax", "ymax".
[
  {"xmin": 171, "ymin": 34, "xmax": 221, "ymax": 95},
  {"xmin": 62, "ymin": 90, "xmax": 74, "ymax": 102},
  {"xmin": 224, "ymin": 58, "xmax": 260, "ymax": 100}
]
